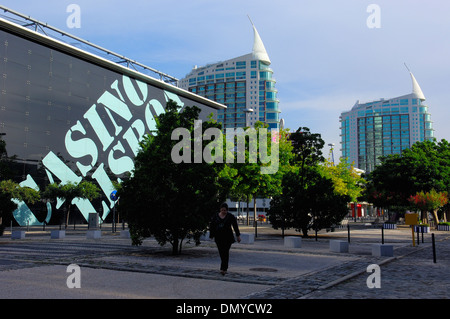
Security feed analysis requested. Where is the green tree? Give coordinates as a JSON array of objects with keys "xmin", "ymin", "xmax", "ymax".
[
  {"xmin": 0, "ymin": 140, "xmax": 40, "ymax": 232},
  {"xmin": 0, "ymin": 180, "xmax": 40, "ymax": 232},
  {"xmin": 267, "ymin": 127, "xmax": 351, "ymax": 237},
  {"xmin": 227, "ymin": 123, "xmax": 293, "ymax": 226},
  {"xmin": 267, "ymin": 165, "xmax": 302, "ymax": 236},
  {"xmin": 305, "ymin": 168, "xmax": 351, "ymax": 235},
  {"xmin": 289, "ymin": 126, "xmax": 325, "ymax": 188},
  {"xmin": 408, "ymin": 189, "xmax": 448, "ymax": 226},
  {"xmin": 42, "ymin": 181, "xmax": 101, "ymax": 228},
  {"xmin": 119, "ymin": 100, "xmax": 230, "ymax": 254},
  {"xmin": 268, "ymin": 126, "xmax": 326, "ymax": 237},
  {"xmin": 318, "ymin": 157, "xmax": 365, "ymax": 202},
  {"xmin": 268, "ymin": 165, "xmax": 350, "ymax": 237},
  {"xmin": 364, "ymin": 139, "xmax": 450, "ymax": 216}
]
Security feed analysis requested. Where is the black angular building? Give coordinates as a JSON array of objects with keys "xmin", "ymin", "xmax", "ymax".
[{"xmin": 0, "ymin": 8, "xmax": 224, "ymax": 226}]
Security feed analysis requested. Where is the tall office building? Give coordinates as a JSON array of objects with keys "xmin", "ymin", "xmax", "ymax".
[
  {"xmin": 340, "ymin": 71, "xmax": 434, "ymax": 173},
  {"xmin": 179, "ymin": 21, "xmax": 280, "ymax": 130}
]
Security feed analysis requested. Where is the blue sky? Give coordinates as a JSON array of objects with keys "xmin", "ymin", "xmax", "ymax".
[{"xmin": 1, "ymin": 0, "xmax": 450, "ymax": 158}]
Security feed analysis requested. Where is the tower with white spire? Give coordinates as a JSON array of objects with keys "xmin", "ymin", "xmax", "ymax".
[
  {"xmin": 178, "ymin": 19, "xmax": 280, "ymax": 130},
  {"xmin": 339, "ymin": 68, "xmax": 433, "ymax": 173},
  {"xmin": 248, "ymin": 16, "xmax": 271, "ymax": 65}
]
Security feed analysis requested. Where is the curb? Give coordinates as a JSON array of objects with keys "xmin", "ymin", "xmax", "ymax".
[{"xmin": 299, "ymin": 243, "xmax": 430, "ymax": 298}]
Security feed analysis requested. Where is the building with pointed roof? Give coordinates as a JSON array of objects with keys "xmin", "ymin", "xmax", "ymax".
[
  {"xmin": 250, "ymin": 20, "xmax": 271, "ymax": 65},
  {"xmin": 179, "ymin": 20, "xmax": 280, "ymax": 130},
  {"xmin": 340, "ymin": 69, "xmax": 434, "ymax": 173}
]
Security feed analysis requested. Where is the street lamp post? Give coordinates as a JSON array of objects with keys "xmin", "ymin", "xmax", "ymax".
[{"xmin": 244, "ymin": 108, "xmax": 254, "ymax": 128}]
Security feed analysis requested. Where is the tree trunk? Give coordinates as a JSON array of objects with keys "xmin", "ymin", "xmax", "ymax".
[
  {"xmin": 432, "ymin": 209, "xmax": 440, "ymax": 229},
  {"xmin": 179, "ymin": 238, "xmax": 183, "ymax": 254},
  {"xmin": 65, "ymin": 206, "xmax": 71, "ymax": 230},
  {"xmin": 172, "ymin": 236, "xmax": 179, "ymax": 255},
  {"xmin": 301, "ymin": 226, "xmax": 308, "ymax": 238},
  {"xmin": 253, "ymin": 197, "xmax": 257, "ymax": 224},
  {"xmin": 253, "ymin": 197, "xmax": 257, "ymax": 238},
  {"xmin": 246, "ymin": 195, "xmax": 250, "ymax": 226},
  {"xmin": 238, "ymin": 201, "xmax": 241, "ymax": 219},
  {"xmin": 421, "ymin": 210, "xmax": 427, "ymax": 225}
]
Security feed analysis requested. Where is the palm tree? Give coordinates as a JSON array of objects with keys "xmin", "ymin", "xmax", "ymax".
[
  {"xmin": 42, "ymin": 181, "xmax": 100, "ymax": 228},
  {"xmin": 0, "ymin": 180, "xmax": 40, "ymax": 234}
]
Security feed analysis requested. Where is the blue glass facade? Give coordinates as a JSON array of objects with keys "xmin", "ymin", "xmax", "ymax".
[
  {"xmin": 179, "ymin": 23, "xmax": 280, "ymax": 131},
  {"xmin": 340, "ymin": 94, "xmax": 433, "ymax": 173},
  {"xmin": 180, "ymin": 59, "xmax": 280, "ymax": 131}
]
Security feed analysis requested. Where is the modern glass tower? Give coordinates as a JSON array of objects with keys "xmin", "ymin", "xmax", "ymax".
[
  {"xmin": 179, "ymin": 21, "xmax": 280, "ymax": 130},
  {"xmin": 340, "ymin": 70, "xmax": 434, "ymax": 173}
]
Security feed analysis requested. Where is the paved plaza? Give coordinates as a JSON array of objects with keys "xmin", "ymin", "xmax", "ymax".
[{"xmin": 0, "ymin": 223, "xmax": 449, "ymax": 302}]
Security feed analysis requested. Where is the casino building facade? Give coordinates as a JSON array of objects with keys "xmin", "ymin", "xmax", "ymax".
[{"xmin": 0, "ymin": 7, "xmax": 224, "ymax": 226}]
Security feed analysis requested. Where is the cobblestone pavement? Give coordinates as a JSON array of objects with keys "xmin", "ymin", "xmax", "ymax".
[
  {"xmin": 300, "ymin": 237, "xmax": 450, "ymax": 299},
  {"xmin": 0, "ymin": 225, "xmax": 449, "ymax": 299}
]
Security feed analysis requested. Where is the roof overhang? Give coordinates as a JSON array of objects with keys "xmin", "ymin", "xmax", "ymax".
[{"xmin": 0, "ymin": 17, "xmax": 226, "ymax": 110}]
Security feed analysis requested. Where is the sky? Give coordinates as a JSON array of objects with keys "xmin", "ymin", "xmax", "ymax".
[{"xmin": 1, "ymin": 0, "xmax": 450, "ymax": 159}]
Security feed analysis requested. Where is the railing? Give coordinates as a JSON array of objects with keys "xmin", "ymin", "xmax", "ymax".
[
  {"xmin": 0, "ymin": 5, "xmax": 179, "ymax": 85},
  {"xmin": 3, "ymin": 222, "xmax": 128, "ymax": 234}
]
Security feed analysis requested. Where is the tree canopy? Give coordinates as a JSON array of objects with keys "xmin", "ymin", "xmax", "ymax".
[
  {"xmin": 267, "ymin": 129, "xmax": 361, "ymax": 237},
  {"xmin": 0, "ymin": 140, "xmax": 40, "ymax": 230},
  {"xmin": 41, "ymin": 181, "xmax": 101, "ymax": 228},
  {"xmin": 227, "ymin": 122, "xmax": 293, "ymax": 224},
  {"xmin": 408, "ymin": 189, "xmax": 448, "ymax": 225},
  {"xmin": 0, "ymin": 180, "xmax": 40, "ymax": 228},
  {"xmin": 364, "ymin": 139, "xmax": 450, "ymax": 221},
  {"xmin": 119, "ymin": 100, "xmax": 230, "ymax": 254}
]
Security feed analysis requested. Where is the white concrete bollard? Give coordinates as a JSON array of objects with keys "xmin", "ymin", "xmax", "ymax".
[
  {"xmin": 51, "ymin": 230, "xmax": 65, "ymax": 239},
  {"xmin": 240, "ymin": 233, "xmax": 254, "ymax": 244},
  {"xmin": 284, "ymin": 236, "xmax": 302, "ymax": 248},
  {"xmin": 120, "ymin": 230, "xmax": 130, "ymax": 238},
  {"xmin": 86, "ymin": 230, "xmax": 102, "ymax": 239},
  {"xmin": 200, "ymin": 231, "xmax": 211, "ymax": 241},
  {"xmin": 11, "ymin": 230, "xmax": 25, "ymax": 239},
  {"xmin": 330, "ymin": 240, "xmax": 349, "ymax": 253},
  {"xmin": 372, "ymin": 244, "xmax": 394, "ymax": 257}
]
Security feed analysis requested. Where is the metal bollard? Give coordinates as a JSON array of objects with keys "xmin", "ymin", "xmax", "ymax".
[
  {"xmin": 347, "ymin": 224, "xmax": 350, "ymax": 243},
  {"xmin": 416, "ymin": 227, "xmax": 419, "ymax": 246},
  {"xmin": 432, "ymin": 233, "xmax": 436, "ymax": 263}
]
